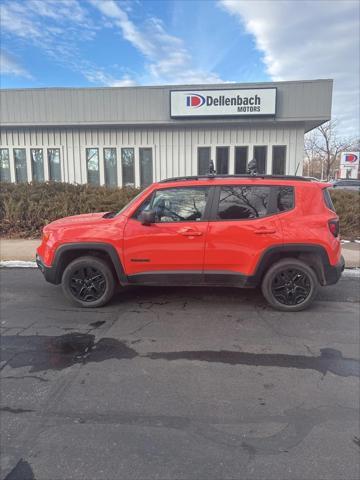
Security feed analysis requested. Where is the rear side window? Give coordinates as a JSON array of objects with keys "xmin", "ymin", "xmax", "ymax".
[
  {"xmin": 277, "ymin": 186, "xmax": 294, "ymax": 212},
  {"xmin": 323, "ymin": 188, "xmax": 336, "ymax": 212},
  {"xmin": 217, "ymin": 186, "xmax": 270, "ymax": 220}
]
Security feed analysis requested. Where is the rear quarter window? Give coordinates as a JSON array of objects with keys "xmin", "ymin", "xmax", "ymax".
[
  {"xmin": 323, "ymin": 188, "xmax": 336, "ymax": 212},
  {"xmin": 276, "ymin": 186, "xmax": 294, "ymax": 212}
]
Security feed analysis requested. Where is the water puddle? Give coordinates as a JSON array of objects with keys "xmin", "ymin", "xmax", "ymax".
[
  {"xmin": 4, "ymin": 459, "xmax": 35, "ymax": 480},
  {"xmin": 1, "ymin": 333, "xmax": 359, "ymax": 377},
  {"xmin": 1, "ymin": 333, "xmax": 137, "ymax": 372},
  {"xmin": 148, "ymin": 347, "xmax": 360, "ymax": 377}
]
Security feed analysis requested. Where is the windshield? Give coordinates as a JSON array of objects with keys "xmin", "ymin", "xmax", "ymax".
[{"xmin": 116, "ymin": 188, "xmax": 148, "ymax": 216}]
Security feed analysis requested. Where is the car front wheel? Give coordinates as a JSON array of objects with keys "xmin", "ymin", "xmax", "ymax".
[
  {"xmin": 261, "ymin": 258, "xmax": 319, "ymax": 311},
  {"xmin": 62, "ymin": 256, "xmax": 115, "ymax": 308}
]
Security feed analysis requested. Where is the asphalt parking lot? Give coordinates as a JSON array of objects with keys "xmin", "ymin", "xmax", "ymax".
[{"xmin": 1, "ymin": 268, "xmax": 359, "ymax": 480}]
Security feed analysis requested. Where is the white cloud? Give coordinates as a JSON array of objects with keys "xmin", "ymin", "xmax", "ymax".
[
  {"xmin": 219, "ymin": 0, "xmax": 360, "ymax": 136},
  {"xmin": 89, "ymin": 0, "xmax": 223, "ymax": 85},
  {"xmin": 83, "ymin": 68, "xmax": 136, "ymax": 87},
  {"xmin": 0, "ymin": 50, "xmax": 33, "ymax": 79},
  {"xmin": 0, "ymin": 0, "xmax": 97, "ymax": 83}
]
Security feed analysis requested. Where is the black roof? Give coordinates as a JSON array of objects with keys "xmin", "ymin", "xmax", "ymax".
[{"xmin": 159, "ymin": 174, "xmax": 313, "ymax": 184}]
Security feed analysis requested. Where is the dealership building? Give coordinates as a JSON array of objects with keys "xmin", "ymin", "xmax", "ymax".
[{"xmin": 0, "ymin": 79, "xmax": 332, "ymax": 186}]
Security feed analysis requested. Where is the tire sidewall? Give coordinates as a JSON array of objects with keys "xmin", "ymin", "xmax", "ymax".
[
  {"xmin": 261, "ymin": 259, "xmax": 319, "ymax": 312},
  {"xmin": 62, "ymin": 256, "xmax": 115, "ymax": 308}
]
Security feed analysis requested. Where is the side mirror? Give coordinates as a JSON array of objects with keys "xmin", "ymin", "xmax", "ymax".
[{"xmin": 139, "ymin": 209, "xmax": 156, "ymax": 226}]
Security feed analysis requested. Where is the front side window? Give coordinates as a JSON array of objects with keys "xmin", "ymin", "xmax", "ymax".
[
  {"xmin": 198, "ymin": 147, "xmax": 211, "ymax": 175},
  {"xmin": 253, "ymin": 146, "xmax": 267, "ymax": 174},
  {"xmin": 139, "ymin": 148, "xmax": 153, "ymax": 187},
  {"xmin": 272, "ymin": 146, "xmax": 286, "ymax": 175},
  {"xmin": 121, "ymin": 148, "xmax": 135, "ymax": 186},
  {"xmin": 151, "ymin": 187, "xmax": 209, "ymax": 223},
  {"xmin": 104, "ymin": 148, "xmax": 117, "ymax": 187},
  {"xmin": 0, "ymin": 149, "xmax": 11, "ymax": 182},
  {"xmin": 216, "ymin": 147, "xmax": 229, "ymax": 174},
  {"xmin": 31, "ymin": 148, "xmax": 44, "ymax": 182},
  {"xmin": 14, "ymin": 148, "xmax": 27, "ymax": 182},
  {"xmin": 86, "ymin": 148, "xmax": 100, "ymax": 185},
  {"xmin": 217, "ymin": 186, "xmax": 270, "ymax": 220},
  {"xmin": 48, "ymin": 148, "xmax": 61, "ymax": 181}
]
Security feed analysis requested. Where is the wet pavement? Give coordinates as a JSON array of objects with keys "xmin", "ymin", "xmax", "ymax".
[{"xmin": 1, "ymin": 269, "xmax": 359, "ymax": 480}]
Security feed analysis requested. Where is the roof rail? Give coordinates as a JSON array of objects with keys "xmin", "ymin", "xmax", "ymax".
[{"xmin": 158, "ymin": 174, "xmax": 313, "ymax": 183}]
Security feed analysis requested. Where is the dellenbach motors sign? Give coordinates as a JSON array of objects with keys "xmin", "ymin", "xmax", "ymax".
[{"xmin": 170, "ymin": 88, "xmax": 276, "ymax": 117}]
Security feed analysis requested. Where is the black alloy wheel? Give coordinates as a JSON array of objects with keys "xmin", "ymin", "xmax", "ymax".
[
  {"xmin": 261, "ymin": 258, "xmax": 319, "ymax": 311},
  {"xmin": 69, "ymin": 266, "xmax": 106, "ymax": 302},
  {"xmin": 62, "ymin": 256, "xmax": 115, "ymax": 308},
  {"xmin": 271, "ymin": 268, "xmax": 311, "ymax": 306}
]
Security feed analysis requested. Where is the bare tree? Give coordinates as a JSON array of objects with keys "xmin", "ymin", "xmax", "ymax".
[{"xmin": 304, "ymin": 120, "xmax": 358, "ymax": 180}]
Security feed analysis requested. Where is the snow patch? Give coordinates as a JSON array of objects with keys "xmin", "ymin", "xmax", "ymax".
[
  {"xmin": 343, "ymin": 268, "xmax": 360, "ymax": 277},
  {"xmin": 0, "ymin": 261, "xmax": 37, "ymax": 268}
]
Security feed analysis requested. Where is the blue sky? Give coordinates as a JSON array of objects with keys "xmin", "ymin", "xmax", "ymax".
[{"xmin": 0, "ymin": 0, "xmax": 359, "ymax": 135}]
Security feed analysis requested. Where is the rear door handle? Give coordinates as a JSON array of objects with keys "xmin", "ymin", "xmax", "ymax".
[
  {"xmin": 255, "ymin": 227, "xmax": 276, "ymax": 235},
  {"xmin": 177, "ymin": 227, "xmax": 203, "ymax": 236}
]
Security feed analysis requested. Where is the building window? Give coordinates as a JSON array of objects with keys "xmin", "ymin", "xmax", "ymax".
[
  {"xmin": 139, "ymin": 148, "xmax": 153, "ymax": 187},
  {"xmin": 104, "ymin": 148, "xmax": 117, "ymax": 187},
  {"xmin": 0, "ymin": 149, "xmax": 11, "ymax": 182},
  {"xmin": 198, "ymin": 147, "xmax": 211, "ymax": 175},
  {"xmin": 14, "ymin": 148, "xmax": 27, "ymax": 182},
  {"xmin": 253, "ymin": 146, "xmax": 267, "ymax": 174},
  {"xmin": 235, "ymin": 146, "xmax": 248, "ymax": 174},
  {"xmin": 121, "ymin": 148, "xmax": 135, "ymax": 186},
  {"xmin": 216, "ymin": 147, "xmax": 229, "ymax": 174},
  {"xmin": 48, "ymin": 148, "xmax": 61, "ymax": 181},
  {"xmin": 86, "ymin": 148, "xmax": 100, "ymax": 185},
  {"xmin": 217, "ymin": 186, "xmax": 270, "ymax": 220},
  {"xmin": 272, "ymin": 146, "xmax": 286, "ymax": 175},
  {"xmin": 30, "ymin": 148, "xmax": 44, "ymax": 182}
]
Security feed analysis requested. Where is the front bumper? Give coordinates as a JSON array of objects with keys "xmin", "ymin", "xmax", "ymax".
[
  {"xmin": 323, "ymin": 255, "xmax": 345, "ymax": 285},
  {"xmin": 36, "ymin": 254, "xmax": 59, "ymax": 284}
]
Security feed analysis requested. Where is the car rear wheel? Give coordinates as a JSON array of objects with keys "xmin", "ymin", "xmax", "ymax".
[
  {"xmin": 261, "ymin": 258, "xmax": 319, "ymax": 311},
  {"xmin": 62, "ymin": 256, "xmax": 115, "ymax": 308}
]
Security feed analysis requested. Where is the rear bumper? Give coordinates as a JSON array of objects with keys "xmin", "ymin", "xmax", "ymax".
[
  {"xmin": 323, "ymin": 255, "xmax": 345, "ymax": 285},
  {"xmin": 36, "ymin": 254, "xmax": 59, "ymax": 284}
]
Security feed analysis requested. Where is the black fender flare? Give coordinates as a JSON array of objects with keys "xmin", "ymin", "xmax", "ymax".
[
  {"xmin": 49, "ymin": 242, "xmax": 127, "ymax": 285},
  {"xmin": 247, "ymin": 244, "xmax": 332, "ymax": 286}
]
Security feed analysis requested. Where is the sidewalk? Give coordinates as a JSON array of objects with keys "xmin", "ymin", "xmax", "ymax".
[
  {"xmin": 1, "ymin": 238, "xmax": 359, "ymax": 268},
  {"xmin": 1, "ymin": 239, "xmax": 40, "ymax": 262}
]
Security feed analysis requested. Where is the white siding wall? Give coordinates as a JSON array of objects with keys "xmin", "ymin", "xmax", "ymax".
[{"xmin": 0, "ymin": 124, "xmax": 305, "ymax": 185}]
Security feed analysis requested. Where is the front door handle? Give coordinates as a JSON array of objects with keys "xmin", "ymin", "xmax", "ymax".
[
  {"xmin": 255, "ymin": 227, "xmax": 276, "ymax": 235},
  {"xmin": 177, "ymin": 227, "xmax": 203, "ymax": 236}
]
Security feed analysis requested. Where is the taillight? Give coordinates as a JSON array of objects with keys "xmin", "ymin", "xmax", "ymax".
[{"xmin": 328, "ymin": 219, "xmax": 339, "ymax": 237}]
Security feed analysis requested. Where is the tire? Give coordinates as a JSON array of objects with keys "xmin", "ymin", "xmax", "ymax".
[
  {"xmin": 62, "ymin": 256, "xmax": 115, "ymax": 308},
  {"xmin": 261, "ymin": 258, "xmax": 319, "ymax": 311}
]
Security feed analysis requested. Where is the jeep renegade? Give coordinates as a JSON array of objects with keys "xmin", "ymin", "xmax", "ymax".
[{"xmin": 36, "ymin": 175, "xmax": 344, "ymax": 311}]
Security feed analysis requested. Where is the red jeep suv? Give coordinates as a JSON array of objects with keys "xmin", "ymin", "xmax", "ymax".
[{"xmin": 36, "ymin": 175, "xmax": 344, "ymax": 311}]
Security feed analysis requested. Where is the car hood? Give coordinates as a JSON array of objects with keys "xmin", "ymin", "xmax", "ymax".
[{"xmin": 46, "ymin": 212, "xmax": 109, "ymax": 228}]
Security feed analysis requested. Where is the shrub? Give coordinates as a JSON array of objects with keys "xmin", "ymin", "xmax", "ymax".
[
  {"xmin": 0, "ymin": 182, "xmax": 140, "ymax": 238},
  {"xmin": 329, "ymin": 189, "xmax": 360, "ymax": 240},
  {"xmin": 0, "ymin": 182, "xmax": 359, "ymax": 240}
]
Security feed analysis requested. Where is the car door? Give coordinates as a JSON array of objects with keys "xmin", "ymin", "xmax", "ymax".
[
  {"xmin": 204, "ymin": 184, "xmax": 283, "ymax": 280},
  {"xmin": 123, "ymin": 185, "xmax": 212, "ymax": 283}
]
